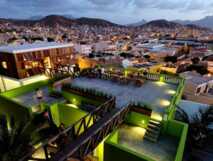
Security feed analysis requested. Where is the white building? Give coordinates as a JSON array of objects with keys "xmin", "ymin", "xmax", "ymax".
[
  {"xmin": 74, "ymin": 44, "xmax": 92, "ymax": 55},
  {"xmin": 181, "ymin": 72, "xmax": 213, "ymax": 96},
  {"xmin": 93, "ymin": 41, "xmax": 116, "ymax": 52}
]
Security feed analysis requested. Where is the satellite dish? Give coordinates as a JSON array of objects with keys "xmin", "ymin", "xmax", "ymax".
[{"xmin": 122, "ymin": 59, "xmax": 132, "ymax": 68}]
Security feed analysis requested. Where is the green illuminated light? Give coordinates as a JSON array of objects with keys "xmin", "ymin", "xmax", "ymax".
[
  {"xmin": 156, "ymin": 81, "xmax": 166, "ymax": 86},
  {"xmin": 71, "ymin": 98, "xmax": 80, "ymax": 106},
  {"xmin": 141, "ymin": 120, "xmax": 145, "ymax": 124},
  {"xmin": 67, "ymin": 103, "xmax": 79, "ymax": 109},
  {"xmin": 124, "ymin": 70, "xmax": 129, "ymax": 77},
  {"xmin": 160, "ymin": 76, "xmax": 164, "ymax": 82}
]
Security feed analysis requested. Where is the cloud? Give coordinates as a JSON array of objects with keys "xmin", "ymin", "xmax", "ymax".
[
  {"xmin": 134, "ymin": 0, "xmax": 213, "ymax": 11},
  {"xmin": 88, "ymin": 0, "xmax": 116, "ymax": 6},
  {"xmin": 0, "ymin": 0, "xmax": 213, "ymax": 24}
]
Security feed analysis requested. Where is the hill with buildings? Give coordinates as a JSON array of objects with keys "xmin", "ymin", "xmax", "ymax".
[{"xmin": 0, "ymin": 15, "xmax": 120, "ymax": 27}]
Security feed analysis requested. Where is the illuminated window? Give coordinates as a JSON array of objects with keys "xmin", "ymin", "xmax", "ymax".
[{"xmin": 2, "ymin": 61, "xmax": 7, "ymax": 69}]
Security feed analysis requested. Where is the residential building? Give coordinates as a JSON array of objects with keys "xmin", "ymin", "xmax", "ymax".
[{"xmin": 0, "ymin": 42, "xmax": 74, "ymax": 79}]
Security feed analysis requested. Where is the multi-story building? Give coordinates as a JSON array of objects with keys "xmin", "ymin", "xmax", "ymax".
[{"xmin": 0, "ymin": 42, "xmax": 74, "ymax": 79}]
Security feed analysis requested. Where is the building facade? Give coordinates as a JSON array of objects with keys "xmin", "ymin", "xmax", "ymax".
[{"xmin": 0, "ymin": 42, "xmax": 74, "ymax": 79}]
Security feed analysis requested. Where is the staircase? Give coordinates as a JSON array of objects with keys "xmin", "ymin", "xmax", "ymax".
[{"xmin": 144, "ymin": 118, "xmax": 161, "ymax": 142}]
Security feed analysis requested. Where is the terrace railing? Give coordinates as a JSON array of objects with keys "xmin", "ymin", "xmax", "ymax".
[
  {"xmin": 52, "ymin": 103, "xmax": 131, "ymax": 161},
  {"xmin": 143, "ymin": 73, "xmax": 160, "ymax": 81},
  {"xmin": 20, "ymin": 97, "xmax": 116, "ymax": 161},
  {"xmin": 167, "ymin": 78, "xmax": 185, "ymax": 120}
]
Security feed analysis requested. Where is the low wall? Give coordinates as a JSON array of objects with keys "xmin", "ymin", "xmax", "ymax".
[
  {"xmin": 166, "ymin": 120, "xmax": 188, "ymax": 161},
  {"xmin": 62, "ymin": 91, "xmax": 103, "ymax": 107},
  {"xmin": 0, "ymin": 95, "xmax": 30, "ymax": 124},
  {"xmin": 125, "ymin": 112, "xmax": 150, "ymax": 129},
  {"xmin": 104, "ymin": 131, "xmax": 155, "ymax": 161},
  {"xmin": 1, "ymin": 80, "xmax": 49, "ymax": 98},
  {"xmin": 50, "ymin": 103, "xmax": 87, "ymax": 127},
  {"xmin": 0, "ymin": 74, "xmax": 48, "ymax": 92}
]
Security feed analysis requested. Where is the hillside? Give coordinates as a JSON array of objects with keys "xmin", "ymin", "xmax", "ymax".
[
  {"xmin": 141, "ymin": 19, "xmax": 182, "ymax": 29},
  {"xmin": 0, "ymin": 15, "xmax": 119, "ymax": 27}
]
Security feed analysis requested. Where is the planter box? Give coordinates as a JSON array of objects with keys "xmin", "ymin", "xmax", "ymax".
[
  {"xmin": 131, "ymin": 106, "xmax": 152, "ymax": 116},
  {"xmin": 63, "ymin": 88, "xmax": 109, "ymax": 103}
]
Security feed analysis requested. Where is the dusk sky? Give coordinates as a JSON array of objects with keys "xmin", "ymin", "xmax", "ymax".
[{"xmin": 0, "ymin": 0, "xmax": 213, "ymax": 24}]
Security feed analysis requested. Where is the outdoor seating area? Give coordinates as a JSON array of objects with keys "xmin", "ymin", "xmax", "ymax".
[
  {"xmin": 70, "ymin": 77, "xmax": 177, "ymax": 115},
  {"xmin": 11, "ymin": 87, "xmax": 65, "ymax": 112},
  {"xmin": 81, "ymin": 68, "xmax": 145, "ymax": 87}
]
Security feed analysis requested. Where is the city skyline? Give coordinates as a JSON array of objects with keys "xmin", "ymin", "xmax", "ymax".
[{"xmin": 1, "ymin": 0, "xmax": 213, "ymax": 24}]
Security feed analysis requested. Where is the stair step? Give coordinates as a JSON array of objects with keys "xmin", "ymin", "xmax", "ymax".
[
  {"xmin": 145, "ymin": 132, "xmax": 158, "ymax": 139},
  {"xmin": 147, "ymin": 128, "xmax": 160, "ymax": 134},
  {"xmin": 144, "ymin": 134, "xmax": 158, "ymax": 142},
  {"xmin": 149, "ymin": 120, "xmax": 161, "ymax": 126},
  {"xmin": 148, "ymin": 124, "xmax": 161, "ymax": 129}
]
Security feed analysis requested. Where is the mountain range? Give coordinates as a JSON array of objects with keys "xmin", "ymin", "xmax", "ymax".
[
  {"xmin": 0, "ymin": 15, "xmax": 212, "ymax": 31},
  {"xmin": 129, "ymin": 16, "xmax": 213, "ymax": 29},
  {"xmin": 0, "ymin": 15, "xmax": 119, "ymax": 27},
  {"xmin": 174, "ymin": 16, "xmax": 213, "ymax": 29}
]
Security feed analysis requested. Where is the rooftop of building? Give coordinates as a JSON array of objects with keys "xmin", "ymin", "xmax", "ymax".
[
  {"xmin": 71, "ymin": 77, "xmax": 177, "ymax": 115},
  {"xmin": 0, "ymin": 42, "xmax": 73, "ymax": 54},
  {"xmin": 180, "ymin": 71, "xmax": 213, "ymax": 86}
]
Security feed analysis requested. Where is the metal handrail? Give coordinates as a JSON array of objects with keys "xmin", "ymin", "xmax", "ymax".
[{"xmin": 19, "ymin": 97, "xmax": 116, "ymax": 161}]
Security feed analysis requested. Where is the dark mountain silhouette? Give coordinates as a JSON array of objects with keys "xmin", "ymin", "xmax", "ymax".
[
  {"xmin": 0, "ymin": 15, "xmax": 119, "ymax": 27},
  {"xmin": 174, "ymin": 16, "xmax": 213, "ymax": 29},
  {"xmin": 141, "ymin": 19, "xmax": 182, "ymax": 29}
]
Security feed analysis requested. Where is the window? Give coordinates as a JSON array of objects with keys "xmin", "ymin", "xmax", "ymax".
[
  {"xmin": 196, "ymin": 87, "xmax": 201, "ymax": 94},
  {"xmin": 2, "ymin": 61, "xmax": 7, "ymax": 69}
]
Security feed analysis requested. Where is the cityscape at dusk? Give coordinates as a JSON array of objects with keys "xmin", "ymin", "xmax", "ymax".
[{"xmin": 0, "ymin": 1, "xmax": 213, "ymax": 161}]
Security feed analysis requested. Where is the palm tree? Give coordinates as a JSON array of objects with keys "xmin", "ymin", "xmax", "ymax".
[
  {"xmin": 0, "ymin": 115, "xmax": 33, "ymax": 161},
  {"xmin": 175, "ymin": 105, "xmax": 213, "ymax": 161},
  {"xmin": 0, "ymin": 111, "xmax": 58, "ymax": 161}
]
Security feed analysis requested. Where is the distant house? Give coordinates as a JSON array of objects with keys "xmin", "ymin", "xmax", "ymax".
[
  {"xmin": 181, "ymin": 71, "xmax": 213, "ymax": 96},
  {"xmin": 180, "ymin": 71, "xmax": 213, "ymax": 104},
  {"xmin": 0, "ymin": 42, "xmax": 74, "ymax": 79}
]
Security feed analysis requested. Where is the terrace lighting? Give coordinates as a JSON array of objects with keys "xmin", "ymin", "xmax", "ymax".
[
  {"xmin": 160, "ymin": 75, "xmax": 164, "ymax": 82},
  {"xmin": 71, "ymin": 98, "xmax": 80, "ymax": 106},
  {"xmin": 131, "ymin": 126, "xmax": 146, "ymax": 138},
  {"xmin": 156, "ymin": 81, "xmax": 166, "ymax": 86},
  {"xmin": 160, "ymin": 99, "xmax": 170, "ymax": 107},
  {"xmin": 151, "ymin": 112, "xmax": 163, "ymax": 121},
  {"xmin": 67, "ymin": 104, "xmax": 79, "ymax": 109},
  {"xmin": 167, "ymin": 89, "xmax": 176, "ymax": 95},
  {"xmin": 141, "ymin": 120, "xmax": 145, "ymax": 124},
  {"xmin": 32, "ymin": 143, "xmax": 46, "ymax": 159},
  {"xmin": 124, "ymin": 70, "xmax": 129, "ymax": 77}
]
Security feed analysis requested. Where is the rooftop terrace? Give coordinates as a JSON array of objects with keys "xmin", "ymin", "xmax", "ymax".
[
  {"xmin": 71, "ymin": 77, "xmax": 177, "ymax": 115},
  {"xmin": 12, "ymin": 87, "xmax": 65, "ymax": 111},
  {"xmin": 118, "ymin": 124, "xmax": 178, "ymax": 161}
]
